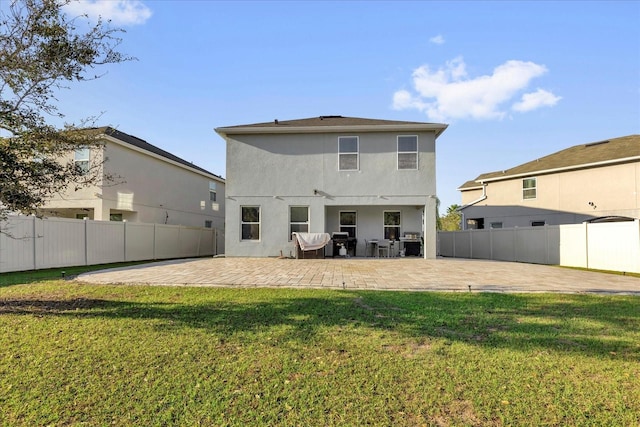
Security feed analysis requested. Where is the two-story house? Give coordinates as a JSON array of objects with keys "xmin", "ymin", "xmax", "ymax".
[
  {"xmin": 38, "ymin": 127, "xmax": 226, "ymax": 230},
  {"xmin": 215, "ymin": 116, "xmax": 447, "ymax": 258},
  {"xmin": 458, "ymin": 134, "xmax": 640, "ymax": 229}
]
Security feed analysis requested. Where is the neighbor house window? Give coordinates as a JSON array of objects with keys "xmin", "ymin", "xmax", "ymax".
[
  {"xmin": 241, "ymin": 206, "xmax": 260, "ymax": 240},
  {"xmin": 384, "ymin": 211, "xmax": 401, "ymax": 240},
  {"xmin": 490, "ymin": 222, "xmax": 503, "ymax": 229},
  {"xmin": 74, "ymin": 147, "xmax": 90, "ymax": 175},
  {"xmin": 531, "ymin": 220, "xmax": 546, "ymax": 227},
  {"xmin": 339, "ymin": 136, "xmax": 358, "ymax": 170},
  {"xmin": 289, "ymin": 206, "xmax": 309, "ymax": 239},
  {"xmin": 110, "ymin": 213, "xmax": 123, "ymax": 222},
  {"xmin": 523, "ymin": 178, "xmax": 537, "ymax": 199},
  {"xmin": 204, "ymin": 220, "xmax": 212, "ymax": 228},
  {"xmin": 209, "ymin": 181, "xmax": 217, "ymax": 201},
  {"xmin": 397, "ymin": 135, "xmax": 418, "ymax": 170},
  {"xmin": 339, "ymin": 211, "xmax": 357, "ymax": 238}
]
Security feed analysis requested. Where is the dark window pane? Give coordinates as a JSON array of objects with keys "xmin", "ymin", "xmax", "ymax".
[
  {"xmin": 339, "ymin": 137, "xmax": 358, "ymax": 153},
  {"xmin": 398, "ymin": 136, "xmax": 417, "ymax": 152},
  {"xmin": 384, "ymin": 226, "xmax": 400, "ymax": 240},
  {"xmin": 290, "ymin": 206, "xmax": 308, "ymax": 222},
  {"xmin": 398, "ymin": 153, "xmax": 417, "ymax": 169},
  {"xmin": 339, "ymin": 153, "xmax": 358, "ymax": 170},
  {"xmin": 340, "ymin": 212, "xmax": 356, "ymax": 226},
  {"xmin": 242, "ymin": 224, "xmax": 260, "ymax": 240},
  {"xmin": 242, "ymin": 207, "xmax": 260, "ymax": 222},
  {"xmin": 384, "ymin": 211, "xmax": 401, "ymax": 225}
]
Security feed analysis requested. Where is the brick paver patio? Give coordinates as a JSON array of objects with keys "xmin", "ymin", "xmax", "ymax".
[{"xmin": 76, "ymin": 257, "xmax": 640, "ymax": 294}]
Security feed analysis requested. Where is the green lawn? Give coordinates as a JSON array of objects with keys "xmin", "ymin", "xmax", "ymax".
[{"xmin": 0, "ymin": 279, "xmax": 638, "ymax": 426}]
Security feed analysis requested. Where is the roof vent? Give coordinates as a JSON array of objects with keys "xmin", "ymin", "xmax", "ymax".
[
  {"xmin": 319, "ymin": 115, "xmax": 343, "ymax": 120},
  {"xmin": 274, "ymin": 119, "xmax": 279, "ymax": 125},
  {"xmin": 585, "ymin": 140, "xmax": 609, "ymax": 147}
]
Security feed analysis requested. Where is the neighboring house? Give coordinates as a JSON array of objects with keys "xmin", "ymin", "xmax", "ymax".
[
  {"xmin": 215, "ymin": 116, "xmax": 447, "ymax": 258},
  {"xmin": 39, "ymin": 127, "xmax": 225, "ymax": 229},
  {"xmin": 458, "ymin": 134, "xmax": 640, "ymax": 229}
]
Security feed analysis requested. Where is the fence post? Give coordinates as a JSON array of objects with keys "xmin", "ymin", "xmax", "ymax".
[
  {"xmin": 84, "ymin": 218, "xmax": 89, "ymax": 266},
  {"xmin": 584, "ymin": 221, "xmax": 589, "ymax": 269},
  {"xmin": 123, "ymin": 220, "xmax": 127, "ymax": 262},
  {"xmin": 32, "ymin": 215, "xmax": 37, "ymax": 271}
]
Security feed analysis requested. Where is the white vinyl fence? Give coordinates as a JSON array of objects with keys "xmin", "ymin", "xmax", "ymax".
[
  {"xmin": 438, "ymin": 220, "xmax": 640, "ymax": 274},
  {"xmin": 0, "ymin": 216, "xmax": 224, "ymax": 273}
]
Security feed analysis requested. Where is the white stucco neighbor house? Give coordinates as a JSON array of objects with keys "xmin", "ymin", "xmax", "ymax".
[
  {"xmin": 38, "ymin": 127, "xmax": 226, "ymax": 230},
  {"xmin": 215, "ymin": 116, "xmax": 448, "ymax": 258}
]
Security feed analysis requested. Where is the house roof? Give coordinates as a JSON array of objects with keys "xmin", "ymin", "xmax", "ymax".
[
  {"xmin": 459, "ymin": 134, "xmax": 640, "ymax": 190},
  {"xmin": 97, "ymin": 127, "xmax": 224, "ymax": 181},
  {"xmin": 215, "ymin": 115, "xmax": 448, "ymax": 137}
]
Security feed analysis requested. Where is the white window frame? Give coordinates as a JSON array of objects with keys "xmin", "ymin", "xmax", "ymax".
[
  {"xmin": 383, "ymin": 210, "xmax": 401, "ymax": 240},
  {"xmin": 338, "ymin": 136, "xmax": 359, "ymax": 171},
  {"xmin": 339, "ymin": 210, "xmax": 357, "ymax": 238},
  {"xmin": 523, "ymin": 177, "xmax": 537, "ymax": 200},
  {"xmin": 289, "ymin": 206, "xmax": 310, "ymax": 240},
  {"xmin": 74, "ymin": 147, "xmax": 90, "ymax": 175},
  {"xmin": 397, "ymin": 135, "xmax": 418, "ymax": 170},
  {"xmin": 241, "ymin": 206, "xmax": 261, "ymax": 241}
]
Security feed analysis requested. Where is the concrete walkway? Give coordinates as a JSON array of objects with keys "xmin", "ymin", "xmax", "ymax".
[{"xmin": 76, "ymin": 257, "xmax": 640, "ymax": 295}]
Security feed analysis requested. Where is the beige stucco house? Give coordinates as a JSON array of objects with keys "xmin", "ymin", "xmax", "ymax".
[
  {"xmin": 215, "ymin": 116, "xmax": 447, "ymax": 258},
  {"xmin": 458, "ymin": 134, "xmax": 640, "ymax": 229},
  {"xmin": 39, "ymin": 127, "xmax": 225, "ymax": 229}
]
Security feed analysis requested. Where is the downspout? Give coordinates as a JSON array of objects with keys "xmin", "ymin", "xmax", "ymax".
[{"xmin": 458, "ymin": 184, "xmax": 487, "ymax": 230}]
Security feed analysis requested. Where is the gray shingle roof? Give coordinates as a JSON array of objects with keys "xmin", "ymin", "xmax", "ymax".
[
  {"xmin": 215, "ymin": 115, "xmax": 448, "ymax": 137},
  {"xmin": 459, "ymin": 134, "xmax": 640, "ymax": 190}
]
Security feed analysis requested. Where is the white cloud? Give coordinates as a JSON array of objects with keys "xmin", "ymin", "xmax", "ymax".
[
  {"xmin": 429, "ymin": 34, "xmax": 445, "ymax": 45},
  {"xmin": 64, "ymin": 0, "xmax": 152, "ymax": 25},
  {"xmin": 512, "ymin": 89, "xmax": 562, "ymax": 112},
  {"xmin": 392, "ymin": 57, "xmax": 561, "ymax": 121}
]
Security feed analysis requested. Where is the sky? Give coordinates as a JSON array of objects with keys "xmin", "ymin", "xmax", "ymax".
[{"xmin": 39, "ymin": 1, "xmax": 640, "ymax": 211}]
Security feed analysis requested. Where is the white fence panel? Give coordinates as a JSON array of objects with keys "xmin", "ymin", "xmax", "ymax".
[
  {"xmin": 125, "ymin": 223, "xmax": 156, "ymax": 261},
  {"xmin": 154, "ymin": 225, "xmax": 181, "ymax": 260},
  {"xmin": 0, "ymin": 217, "xmax": 36, "ymax": 272},
  {"xmin": 491, "ymin": 228, "xmax": 516, "ymax": 262},
  {"xmin": 1, "ymin": 216, "xmax": 222, "ymax": 273},
  {"xmin": 87, "ymin": 221, "xmax": 125, "ymax": 265},
  {"xmin": 453, "ymin": 232, "xmax": 471, "ymax": 258},
  {"xmin": 178, "ymin": 227, "xmax": 204, "ymax": 258},
  {"xmin": 558, "ymin": 223, "xmax": 587, "ymax": 268},
  {"xmin": 471, "ymin": 230, "xmax": 491, "ymax": 259},
  {"xmin": 438, "ymin": 220, "xmax": 640, "ymax": 274},
  {"xmin": 38, "ymin": 217, "xmax": 85, "ymax": 269},
  {"xmin": 587, "ymin": 221, "xmax": 640, "ymax": 273}
]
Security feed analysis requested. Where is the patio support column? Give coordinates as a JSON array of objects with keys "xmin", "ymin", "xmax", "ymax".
[{"xmin": 424, "ymin": 196, "xmax": 437, "ymax": 259}]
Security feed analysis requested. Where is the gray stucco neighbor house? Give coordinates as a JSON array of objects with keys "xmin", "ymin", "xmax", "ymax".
[{"xmin": 215, "ymin": 116, "xmax": 448, "ymax": 258}]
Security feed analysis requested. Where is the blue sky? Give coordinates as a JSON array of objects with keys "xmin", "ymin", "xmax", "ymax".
[{"xmin": 51, "ymin": 1, "xmax": 640, "ymax": 211}]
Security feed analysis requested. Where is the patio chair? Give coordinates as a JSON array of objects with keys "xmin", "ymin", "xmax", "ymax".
[{"xmin": 377, "ymin": 239, "xmax": 390, "ymax": 258}]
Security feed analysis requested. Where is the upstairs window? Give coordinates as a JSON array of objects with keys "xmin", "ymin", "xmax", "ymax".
[
  {"xmin": 339, "ymin": 136, "xmax": 358, "ymax": 170},
  {"xmin": 397, "ymin": 135, "xmax": 418, "ymax": 170},
  {"xmin": 523, "ymin": 178, "xmax": 537, "ymax": 199},
  {"xmin": 74, "ymin": 147, "xmax": 90, "ymax": 175},
  {"xmin": 209, "ymin": 181, "xmax": 217, "ymax": 202}
]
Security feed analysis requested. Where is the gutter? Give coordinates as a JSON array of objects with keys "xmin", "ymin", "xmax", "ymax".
[
  {"xmin": 457, "ymin": 184, "xmax": 487, "ymax": 211},
  {"xmin": 215, "ymin": 123, "xmax": 449, "ymax": 138}
]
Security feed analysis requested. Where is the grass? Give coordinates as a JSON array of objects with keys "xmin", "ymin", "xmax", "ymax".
[{"xmin": 0, "ymin": 279, "xmax": 638, "ymax": 426}]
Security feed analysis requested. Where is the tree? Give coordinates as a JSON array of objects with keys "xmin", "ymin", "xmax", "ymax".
[
  {"xmin": 439, "ymin": 204, "xmax": 462, "ymax": 231},
  {"xmin": 0, "ymin": 0, "xmax": 132, "ymax": 217}
]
